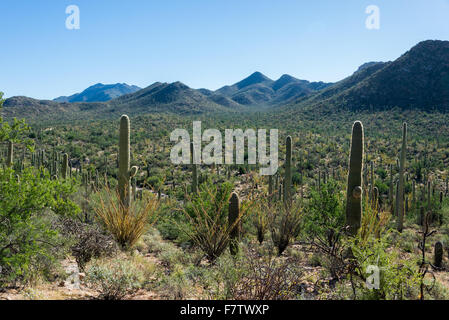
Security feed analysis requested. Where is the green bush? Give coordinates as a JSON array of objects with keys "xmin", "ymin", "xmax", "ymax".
[
  {"xmin": 303, "ymin": 179, "xmax": 345, "ymax": 248},
  {"xmin": 86, "ymin": 257, "xmax": 145, "ymax": 300},
  {"xmin": 0, "ymin": 167, "xmax": 80, "ymax": 287}
]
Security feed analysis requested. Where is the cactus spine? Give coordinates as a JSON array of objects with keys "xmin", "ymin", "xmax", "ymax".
[
  {"xmin": 345, "ymin": 121, "xmax": 364, "ymax": 236},
  {"xmin": 118, "ymin": 115, "xmax": 138, "ymax": 208},
  {"xmin": 284, "ymin": 136, "xmax": 292, "ymax": 207},
  {"xmin": 397, "ymin": 122, "xmax": 407, "ymax": 232},
  {"xmin": 228, "ymin": 192, "xmax": 240, "ymax": 256}
]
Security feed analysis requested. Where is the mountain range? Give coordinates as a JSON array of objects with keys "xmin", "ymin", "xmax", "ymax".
[{"xmin": 3, "ymin": 40, "xmax": 449, "ymax": 122}]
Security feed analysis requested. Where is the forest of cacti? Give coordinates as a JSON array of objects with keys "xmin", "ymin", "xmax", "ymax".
[{"xmin": 3, "ymin": 84, "xmax": 449, "ymax": 301}]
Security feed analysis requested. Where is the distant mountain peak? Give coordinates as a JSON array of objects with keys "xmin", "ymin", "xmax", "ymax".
[
  {"xmin": 54, "ymin": 83, "xmax": 141, "ymax": 103},
  {"xmin": 356, "ymin": 62, "xmax": 384, "ymax": 72},
  {"xmin": 278, "ymin": 74, "xmax": 297, "ymax": 81},
  {"xmin": 235, "ymin": 72, "xmax": 273, "ymax": 89}
]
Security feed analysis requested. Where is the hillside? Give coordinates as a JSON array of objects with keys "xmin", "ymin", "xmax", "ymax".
[
  {"xmin": 2, "ymin": 82, "xmax": 235, "ymax": 122},
  {"xmin": 289, "ymin": 40, "xmax": 449, "ymax": 112}
]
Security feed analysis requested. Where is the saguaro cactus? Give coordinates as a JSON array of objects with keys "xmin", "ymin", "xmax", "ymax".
[
  {"xmin": 345, "ymin": 121, "xmax": 364, "ymax": 236},
  {"xmin": 389, "ymin": 164, "xmax": 394, "ymax": 205},
  {"xmin": 284, "ymin": 136, "xmax": 292, "ymax": 207},
  {"xmin": 190, "ymin": 142, "xmax": 198, "ymax": 194},
  {"xmin": 397, "ymin": 122, "xmax": 407, "ymax": 232},
  {"xmin": 434, "ymin": 241, "xmax": 443, "ymax": 268},
  {"xmin": 118, "ymin": 115, "xmax": 138, "ymax": 208},
  {"xmin": 268, "ymin": 174, "xmax": 273, "ymax": 200},
  {"xmin": 228, "ymin": 192, "xmax": 240, "ymax": 256},
  {"xmin": 370, "ymin": 161, "xmax": 374, "ymax": 203},
  {"xmin": 62, "ymin": 153, "xmax": 69, "ymax": 179},
  {"xmin": 374, "ymin": 186, "xmax": 379, "ymax": 209},
  {"xmin": 6, "ymin": 141, "xmax": 13, "ymax": 167},
  {"xmin": 412, "ymin": 180, "xmax": 416, "ymax": 209}
]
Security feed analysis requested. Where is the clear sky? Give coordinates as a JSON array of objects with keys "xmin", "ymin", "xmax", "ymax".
[{"xmin": 1, "ymin": 0, "xmax": 449, "ymax": 99}]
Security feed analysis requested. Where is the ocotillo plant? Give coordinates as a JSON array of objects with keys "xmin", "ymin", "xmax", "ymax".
[
  {"xmin": 228, "ymin": 192, "xmax": 240, "ymax": 256},
  {"xmin": 190, "ymin": 142, "xmax": 198, "ymax": 194},
  {"xmin": 62, "ymin": 153, "xmax": 69, "ymax": 179},
  {"xmin": 284, "ymin": 136, "xmax": 292, "ymax": 207},
  {"xmin": 345, "ymin": 121, "xmax": 364, "ymax": 236},
  {"xmin": 397, "ymin": 122, "xmax": 407, "ymax": 232},
  {"xmin": 6, "ymin": 141, "xmax": 13, "ymax": 167},
  {"xmin": 118, "ymin": 115, "xmax": 138, "ymax": 208}
]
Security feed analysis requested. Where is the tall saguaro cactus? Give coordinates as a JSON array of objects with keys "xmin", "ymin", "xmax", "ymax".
[
  {"xmin": 345, "ymin": 121, "xmax": 364, "ymax": 236},
  {"xmin": 284, "ymin": 136, "xmax": 292, "ymax": 207},
  {"xmin": 434, "ymin": 241, "xmax": 443, "ymax": 268},
  {"xmin": 6, "ymin": 141, "xmax": 13, "ymax": 167},
  {"xmin": 190, "ymin": 142, "xmax": 198, "ymax": 194},
  {"xmin": 397, "ymin": 122, "xmax": 407, "ymax": 232},
  {"xmin": 118, "ymin": 115, "xmax": 138, "ymax": 208},
  {"xmin": 229, "ymin": 192, "xmax": 240, "ymax": 256},
  {"xmin": 62, "ymin": 153, "xmax": 69, "ymax": 179},
  {"xmin": 389, "ymin": 164, "xmax": 394, "ymax": 206}
]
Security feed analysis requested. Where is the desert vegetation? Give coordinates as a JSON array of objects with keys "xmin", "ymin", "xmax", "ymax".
[{"xmin": 2, "ymin": 87, "xmax": 449, "ymax": 301}]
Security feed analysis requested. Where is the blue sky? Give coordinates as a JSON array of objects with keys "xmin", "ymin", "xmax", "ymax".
[{"xmin": 1, "ymin": 0, "xmax": 449, "ymax": 99}]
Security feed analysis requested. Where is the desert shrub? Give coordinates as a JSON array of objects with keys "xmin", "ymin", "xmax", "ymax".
[
  {"xmin": 93, "ymin": 187, "xmax": 159, "ymax": 249},
  {"xmin": 0, "ymin": 167, "xmax": 79, "ymax": 287},
  {"xmin": 57, "ymin": 218, "xmax": 117, "ymax": 271},
  {"xmin": 178, "ymin": 182, "xmax": 249, "ymax": 262},
  {"xmin": 269, "ymin": 200, "xmax": 303, "ymax": 256},
  {"xmin": 86, "ymin": 257, "xmax": 145, "ymax": 300},
  {"xmin": 206, "ymin": 245, "xmax": 303, "ymax": 300},
  {"xmin": 157, "ymin": 263, "xmax": 192, "ymax": 299},
  {"xmin": 303, "ymin": 179, "xmax": 345, "ymax": 249},
  {"xmin": 345, "ymin": 235, "xmax": 421, "ymax": 300},
  {"xmin": 156, "ymin": 199, "xmax": 192, "ymax": 245}
]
